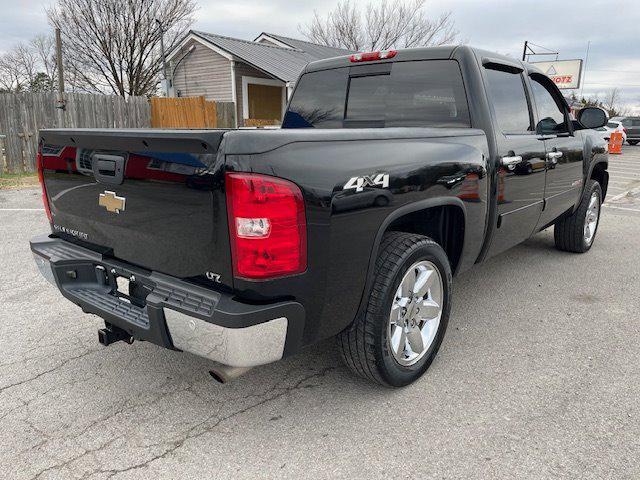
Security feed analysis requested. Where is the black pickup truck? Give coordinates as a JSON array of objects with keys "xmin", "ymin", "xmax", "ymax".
[{"xmin": 31, "ymin": 46, "xmax": 609, "ymax": 387}]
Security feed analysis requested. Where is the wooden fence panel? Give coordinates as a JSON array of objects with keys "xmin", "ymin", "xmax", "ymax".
[
  {"xmin": 0, "ymin": 92, "xmax": 151, "ymax": 174},
  {"xmin": 216, "ymin": 102, "xmax": 236, "ymax": 128},
  {"xmin": 151, "ymin": 96, "xmax": 214, "ymax": 129},
  {"xmin": 150, "ymin": 97, "xmax": 236, "ymax": 129}
]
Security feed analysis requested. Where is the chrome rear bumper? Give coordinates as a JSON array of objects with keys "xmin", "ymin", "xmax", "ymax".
[
  {"xmin": 164, "ymin": 310, "xmax": 288, "ymax": 367},
  {"xmin": 30, "ymin": 234, "xmax": 305, "ymax": 368}
]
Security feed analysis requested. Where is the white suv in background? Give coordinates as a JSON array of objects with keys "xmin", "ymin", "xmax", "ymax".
[{"xmin": 596, "ymin": 120, "xmax": 627, "ymax": 144}]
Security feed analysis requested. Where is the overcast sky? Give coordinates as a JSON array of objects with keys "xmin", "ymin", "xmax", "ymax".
[{"xmin": 1, "ymin": 0, "xmax": 638, "ymax": 112}]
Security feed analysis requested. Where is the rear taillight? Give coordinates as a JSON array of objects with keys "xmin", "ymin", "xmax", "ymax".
[
  {"xmin": 350, "ymin": 50, "xmax": 397, "ymax": 62},
  {"xmin": 37, "ymin": 149, "xmax": 52, "ymax": 223},
  {"xmin": 225, "ymin": 172, "xmax": 307, "ymax": 280},
  {"xmin": 623, "ymin": 128, "xmax": 627, "ymax": 134}
]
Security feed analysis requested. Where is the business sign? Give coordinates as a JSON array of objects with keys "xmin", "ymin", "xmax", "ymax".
[{"xmin": 532, "ymin": 59, "xmax": 583, "ymax": 89}]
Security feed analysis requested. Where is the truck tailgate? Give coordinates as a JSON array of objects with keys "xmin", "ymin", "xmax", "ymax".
[{"xmin": 38, "ymin": 129, "xmax": 231, "ymax": 280}]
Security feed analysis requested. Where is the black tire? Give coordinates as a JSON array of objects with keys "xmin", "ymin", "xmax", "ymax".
[
  {"xmin": 337, "ymin": 232, "xmax": 452, "ymax": 387},
  {"xmin": 628, "ymin": 140, "xmax": 639, "ymax": 146},
  {"xmin": 554, "ymin": 179, "xmax": 602, "ymax": 253}
]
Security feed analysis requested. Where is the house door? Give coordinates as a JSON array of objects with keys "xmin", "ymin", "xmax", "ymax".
[{"xmin": 247, "ymin": 83, "xmax": 283, "ymax": 122}]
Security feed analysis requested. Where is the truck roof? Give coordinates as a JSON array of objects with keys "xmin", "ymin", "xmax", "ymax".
[{"xmin": 304, "ymin": 45, "xmax": 543, "ymax": 76}]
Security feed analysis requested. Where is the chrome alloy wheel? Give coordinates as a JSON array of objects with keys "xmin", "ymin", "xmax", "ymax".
[
  {"xmin": 388, "ymin": 260, "xmax": 444, "ymax": 367},
  {"xmin": 584, "ymin": 191, "xmax": 600, "ymax": 245}
]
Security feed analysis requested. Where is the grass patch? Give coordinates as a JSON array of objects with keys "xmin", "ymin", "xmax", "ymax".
[{"xmin": 0, "ymin": 171, "xmax": 39, "ymax": 189}]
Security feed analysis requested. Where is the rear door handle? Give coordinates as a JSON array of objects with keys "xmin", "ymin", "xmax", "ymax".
[{"xmin": 501, "ymin": 155, "xmax": 523, "ymax": 169}]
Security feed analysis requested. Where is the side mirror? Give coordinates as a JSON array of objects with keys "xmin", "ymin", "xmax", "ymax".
[{"xmin": 577, "ymin": 107, "xmax": 608, "ymax": 129}]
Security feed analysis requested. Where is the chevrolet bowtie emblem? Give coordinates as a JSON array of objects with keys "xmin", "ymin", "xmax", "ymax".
[{"xmin": 98, "ymin": 191, "xmax": 126, "ymax": 214}]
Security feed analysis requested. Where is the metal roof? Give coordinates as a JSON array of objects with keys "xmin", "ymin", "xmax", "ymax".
[
  {"xmin": 191, "ymin": 31, "xmax": 349, "ymax": 84},
  {"xmin": 259, "ymin": 32, "xmax": 353, "ymax": 59}
]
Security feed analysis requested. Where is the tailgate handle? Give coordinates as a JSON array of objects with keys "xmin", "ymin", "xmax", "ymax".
[
  {"xmin": 92, "ymin": 154, "xmax": 125, "ymax": 185},
  {"xmin": 97, "ymin": 159, "xmax": 116, "ymax": 175}
]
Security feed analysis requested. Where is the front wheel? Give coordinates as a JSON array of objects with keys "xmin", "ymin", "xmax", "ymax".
[
  {"xmin": 338, "ymin": 232, "xmax": 452, "ymax": 387},
  {"xmin": 554, "ymin": 179, "xmax": 602, "ymax": 253},
  {"xmin": 628, "ymin": 140, "xmax": 639, "ymax": 146}
]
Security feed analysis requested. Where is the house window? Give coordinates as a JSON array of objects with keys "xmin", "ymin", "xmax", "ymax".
[{"xmin": 241, "ymin": 76, "xmax": 286, "ymax": 125}]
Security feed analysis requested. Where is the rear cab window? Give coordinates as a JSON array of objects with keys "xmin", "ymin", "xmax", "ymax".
[{"xmin": 283, "ymin": 60, "xmax": 471, "ymax": 129}]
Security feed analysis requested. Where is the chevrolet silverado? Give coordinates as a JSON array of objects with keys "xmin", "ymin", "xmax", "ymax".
[{"xmin": 31, "ymin": 46, "xmax": 609, "ymax": 387}]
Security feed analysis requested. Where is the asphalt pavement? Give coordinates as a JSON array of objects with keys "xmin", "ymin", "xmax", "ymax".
[{"xmin": 1, "ymin": 147, "xmax": 639, "ymax": 480}]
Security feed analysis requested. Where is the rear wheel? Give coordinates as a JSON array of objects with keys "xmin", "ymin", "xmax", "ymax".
[
  {"xmin": 338, "ymin": 232, "xmax": 452, "ymax": 387},
  {"xmin": 554, "ymin": 179, "xmax": 602, "ymax": 253}
]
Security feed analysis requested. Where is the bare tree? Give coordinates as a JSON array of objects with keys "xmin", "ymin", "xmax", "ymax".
[
  {"xmin": 31, "ymin": 35, "xmax": 58, "ymax": 85},
  {"xmin": 0, "ymin": 35, "xmax": 58, "ymax": 93},
  {"xmin": 602, "ymin": 88, "xmax": 629, "ymax": 117},
  {"xmin": 47, "ymin": 0, "xmax": 196, "ymax": 97},
  {"xmin": 300, "ymin": 0, "xmax": 458, "ymax": 51},
  {"xmin": 0, "ymin": 50, "xmax": 26, "ymax": 92}
]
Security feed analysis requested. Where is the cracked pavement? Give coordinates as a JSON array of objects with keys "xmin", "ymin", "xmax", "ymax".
[{"xmin": 1, "ymin": 183, "xmax": 639, "ymax": 480}]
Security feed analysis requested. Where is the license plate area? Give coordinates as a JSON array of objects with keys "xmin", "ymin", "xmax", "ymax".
[
  {"xmin": 94, "ymin": 265, "xmax": 150, "ymax": 308},
  {"xmin": 116, "ymin": 276, "xmax": 130, "ymax": 297}
]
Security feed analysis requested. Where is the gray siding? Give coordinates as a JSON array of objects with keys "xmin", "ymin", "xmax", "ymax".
[
  {"xmin": 172, "ymin": 39, "xmax": 233, "ymax": 102},
  {"xmin": 234, "ymin": 62, "xmax": 283, "ymax": 126}
]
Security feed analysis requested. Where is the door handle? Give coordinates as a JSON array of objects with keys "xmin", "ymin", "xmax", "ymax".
[
  {"xmin": 92, "ymin": 153, "xmax": 126, "ymax": 185},
  {"xmin": 501, "ymin": 155, "xmax": 523, "ymax": 169}
]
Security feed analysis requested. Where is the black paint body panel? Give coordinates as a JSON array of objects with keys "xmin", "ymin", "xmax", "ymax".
[{"xmin": 37, "ymin": 46, "xmax": 608, "ymax": 352}]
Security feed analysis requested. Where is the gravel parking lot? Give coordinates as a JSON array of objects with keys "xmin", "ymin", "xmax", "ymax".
[{"xmin": 1, "ymin": 147, "xmax": 639, "ymax": 480}]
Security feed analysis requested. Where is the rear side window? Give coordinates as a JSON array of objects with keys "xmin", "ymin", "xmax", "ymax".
[
  {"xmin": 283, "ymin": 60, "xmax": 470, "ymax": 129},
  {"xmin": 633, "ymin": 119, "xmax": 640, "ymax": 127},
  {"xmin": 484, "ymin": 68, "xmax": 532, "ymax": 134}
]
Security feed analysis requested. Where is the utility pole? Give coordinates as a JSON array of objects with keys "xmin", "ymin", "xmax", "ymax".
[
  {"xmin": 55, "ymin": 28, "xmax": 66, "ymax": 126},
  {"xmin": 156, "ymin": 19, "xmax": 170, "ymax": 96},
  {"xmin": 522, "ymin": 40, "xmax": 528, "ymax": 61},
  {"xmin": 580, "ymin": 41, "xmax": 591, "ymax": 100}
]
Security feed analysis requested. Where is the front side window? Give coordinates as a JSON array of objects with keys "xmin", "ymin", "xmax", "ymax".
[
  {"xmin": 530, "ymin": 77, "xmax": 569, "ymax": 135},
  {"xmin": 484, "ymin": 68, "xmax": 532, "ymax": 134}
]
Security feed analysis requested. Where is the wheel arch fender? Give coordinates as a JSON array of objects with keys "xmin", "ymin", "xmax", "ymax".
[
  {"xmin": 354, "ymin": 197, "xmax": 468, "ymax": 322},
  {"xmin": 587, "ymin": 159, "xmax": 609, "ymax": 201}
]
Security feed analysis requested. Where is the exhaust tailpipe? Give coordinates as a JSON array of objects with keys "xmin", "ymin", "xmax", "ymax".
[{"xmin": 209, "ymin": 364, "xmax": 252, "ymax": 384}]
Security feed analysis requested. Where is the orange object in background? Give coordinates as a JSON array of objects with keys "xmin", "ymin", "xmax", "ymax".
[
  {"xmin": 609, "ymin": 132, "xmax": 623, "ymax": 154},
  {"xmin": 458, "ymin": 173, "xmax": 481, "ymax": 202}
]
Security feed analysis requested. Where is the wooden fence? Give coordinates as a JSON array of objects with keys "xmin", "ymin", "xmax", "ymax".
[
  {"xmin": 150, "ymin": 96, "xmax": 236, "ymax": 129},
  {"xmin": 0, "ymin": 92, "xmax": 150, "ymax": 174},
  {"xmin": 0, "ymin": 93, "xmax": 237, "ymax": 174}
]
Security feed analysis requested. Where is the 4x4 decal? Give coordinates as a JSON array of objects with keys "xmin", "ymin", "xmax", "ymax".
[{"xmin": 343, "ymin": 173, "xmax": 390, "ymax": 192}]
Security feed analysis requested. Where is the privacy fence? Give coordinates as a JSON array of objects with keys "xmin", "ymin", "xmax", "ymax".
[
  {"xmin": 0, "ymin": 93, "xmax": 150, "ymax": 174},
  {"xmin": 0, "ymin": 93, "xmax": 236, "ymax": 174},
  {"xmin": 150, "ymin": 97, "xmax": 236, "ymax": 129}
]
